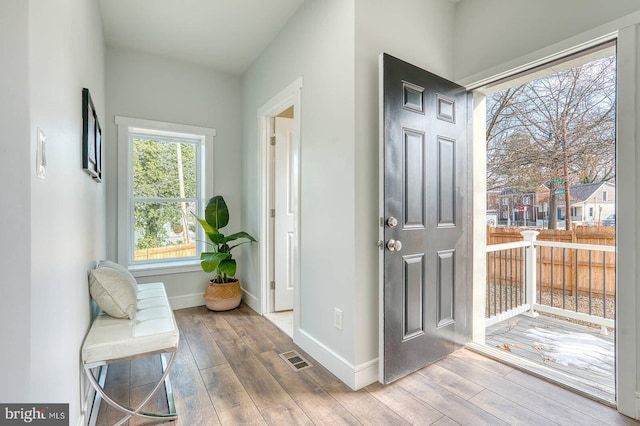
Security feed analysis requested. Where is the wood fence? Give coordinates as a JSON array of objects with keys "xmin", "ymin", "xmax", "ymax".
[
  {"xmin": 487, "ymin": 226, "xmax": 615, "ymax": 297},
  {"xmin": 134, "ymin": 242, "xmax": 196, "ymax": 261}
]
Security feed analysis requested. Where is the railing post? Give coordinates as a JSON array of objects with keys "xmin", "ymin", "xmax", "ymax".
[{"xmin": 521, "ymin": 230, "xmax": 540, "ymax": 318}]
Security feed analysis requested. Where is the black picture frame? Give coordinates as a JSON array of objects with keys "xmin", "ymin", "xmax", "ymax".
[{"xmin": 82, "ymin": 88, "xmax": 102, "ymax": 182}]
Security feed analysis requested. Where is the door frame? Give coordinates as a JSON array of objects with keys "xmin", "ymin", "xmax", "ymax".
[
  {"xmin": 466, "ymin": 29, "xmax": 640, "ymax": 418},
  {"xmin": 258, "ymin": 77, "xmax": 302, "ymax": 326}
]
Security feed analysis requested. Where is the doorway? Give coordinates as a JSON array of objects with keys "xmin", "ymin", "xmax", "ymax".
[
  {"xmin": 258, "ymin": 78, "xmax": 302, "ymax": 340},
  {"xmin": 472, "ymin": 41, "xmax": 618, "ymax": 403}
]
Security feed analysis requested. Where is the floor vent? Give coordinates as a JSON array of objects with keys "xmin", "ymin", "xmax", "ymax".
[{"xmin": 279, "ymin": 350, "xmax": 313, "ymax": 371}]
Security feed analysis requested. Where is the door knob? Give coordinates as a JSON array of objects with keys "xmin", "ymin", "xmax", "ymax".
[
  {"xmin": 386, "ymin": 239, "xmax": 402, "ymax": 252},
  {"xmin": 386, "ymin": 216, "xmax": 398, "ymax": 228}
]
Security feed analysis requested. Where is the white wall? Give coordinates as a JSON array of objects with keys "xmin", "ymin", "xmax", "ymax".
[
  {"xmin": 0, "ymin": 0, "xmax": 32, "ymax": 403},
  {"xmin": 241, "ymin": 0, "xmax": 457, "ymax": 388},
  {"xmin": 104, "ymin": 47, "xmax": 243, "ymax": 303},
  {"xmin": 242, "ymin": 0, "xmax": 358, "ymax": 378},
  {"xmin": 354, "ymin": 0, "xmax": 456, "ymax": 369},
  {"xmin": 0, "ymin": 0, "xmax": 108, "ymax": 423},
  {"xmin": 453, "ymin": 0, "xmax": 640, "ymax": 82}
]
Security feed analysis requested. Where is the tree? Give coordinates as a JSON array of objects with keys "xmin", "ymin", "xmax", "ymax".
[
  {"xmin": 133, "ymin": 138, "xmax": 196, "ymax": 250},
  {"xmin": 486, "ymin": 55, "xmax": 616, "ymax": 229}
]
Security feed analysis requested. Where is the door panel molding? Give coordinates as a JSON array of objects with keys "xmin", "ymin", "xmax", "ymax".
[
  {"xmin": 402, "ymin": 254, "xmax": 425, "ymax": 341},
  {"xmin": 437, "ymin": 249, "xmax": 455, "ymax": 328},
  {"xmin": 403, "ymin": 128, "xmax": 426, "ymax": 229}
]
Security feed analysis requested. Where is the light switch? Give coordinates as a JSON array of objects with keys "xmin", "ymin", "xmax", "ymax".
[{"xmin": 37, "ymin": 128, "xmax": 46, "ymax": 178}]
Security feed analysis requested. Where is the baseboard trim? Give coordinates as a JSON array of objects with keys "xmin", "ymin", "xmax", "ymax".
[
  {"xmin": 82, "ymin": 365, "xmax": 107, "ymax": 426},
  {"xmin": 353, "ymin": 357, "xmax": 380, "ymax": 390},
  {"xmin": 295, "ymin": 329, "xmax": 378, "ymax": 390},
  {"xmin": 78, "ymin": 367, "xmax": 94, "ymax": 426},
  {"xmin": 169, "ymin": 288, "xmax": 260, "ymax": 312},
  {"xmin": 169, "ymin": 293, "xmax": 204, "ymax": 310},
  {"xmin": 242, "ymin": 288, "xmax": 260, "ymax": 313}
]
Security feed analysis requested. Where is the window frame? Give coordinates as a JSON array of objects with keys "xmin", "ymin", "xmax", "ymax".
[{"xmin": 116, "ymin": 116, "xmax": 215, "ymax": 273}]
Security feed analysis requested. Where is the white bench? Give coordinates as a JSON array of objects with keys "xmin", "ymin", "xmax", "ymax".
[{"xmin": 82, "ymin": 282, "xmax": 179, "ymax": 425}]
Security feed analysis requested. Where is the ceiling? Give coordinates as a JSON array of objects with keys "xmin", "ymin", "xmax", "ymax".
[
  {"xmin": 99, "ymin": 0, "xmax": 462, "ymax": 75},
  {"xmin": 99, "ymin": 0, "xmax": 305, "ymax": 75}
]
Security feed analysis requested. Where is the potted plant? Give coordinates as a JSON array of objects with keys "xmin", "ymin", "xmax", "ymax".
[{"xmin": 194, "ymin": 195, "xmax": 257, "ymax": 311}]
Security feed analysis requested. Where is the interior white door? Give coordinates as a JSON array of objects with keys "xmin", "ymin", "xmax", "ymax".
[{"xmin": 274, "ymin": 116, "xmax": 296, "ymax": 311}]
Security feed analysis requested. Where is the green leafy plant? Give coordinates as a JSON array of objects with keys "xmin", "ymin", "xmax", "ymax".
[{"xmin": 194, "ymin": 196, "xmax": 257, "ymax": 283}]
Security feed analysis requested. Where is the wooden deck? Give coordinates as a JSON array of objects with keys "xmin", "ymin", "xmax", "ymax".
[
  {"xmin": 94, "ymin": 304, "xmax": 633, "ymax": 425},
  {"xmin": 485, "ymin": 313, "xmax": 615, "ymax": 402}
]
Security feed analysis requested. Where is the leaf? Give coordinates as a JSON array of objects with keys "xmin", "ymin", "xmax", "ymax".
[
  {"xmin": 225, "ymin": 231, "xmax": 258, "ymax": 243},
  {"xmin": 542, "ymin": 356, "xmax": 556, "ymax": 363},
  {"xmin": 207, "ymin": 232, "xmax": 225, "ymax": 245},
  {"xmin": 200, "ymin": 252, "xmax": 230, "ymax": 273},
  {"xmin": 205, "ymin": 195, "xmax": 229, "ymax": 229},
  {"xmin": 194, "ymin": 215, "xmax": 215, "ymax": 234},
  {"xmin": 533, "ymin": 344, "xmax": 545, "ymax": 351},
  {"xmin": 496, "ymin": 344, "xmax": 512, "ymax": 352},
  {"xmin": 218, "ymin": 258, "xmax": 237, "ymax": 277}
]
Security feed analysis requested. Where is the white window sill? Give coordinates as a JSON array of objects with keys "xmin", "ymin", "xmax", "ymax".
[{"xmin": 128, "ymin": 260, "xmax": 203, "ymax": 278}]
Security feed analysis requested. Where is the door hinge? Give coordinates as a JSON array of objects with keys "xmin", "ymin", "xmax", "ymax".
[
  {"xmin": 270, "ymin": 281, "xmax": 276, "ymax": 290},
  {"xmin": 270, "ymin": 136, "xmax": 276, "ymax": 146},
  {"xmin": 270, "ymin": 209, "xmax": 276, "ymax": 218}
]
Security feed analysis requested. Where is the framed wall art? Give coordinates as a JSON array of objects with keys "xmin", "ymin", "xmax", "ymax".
[{"xmin": 82, "ymin": 88, "xmax": 102, "ymax": 182}]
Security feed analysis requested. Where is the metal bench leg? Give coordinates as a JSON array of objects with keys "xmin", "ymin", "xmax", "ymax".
[{"xmin": 84, "ymin": 351, "xmax": 178, "ymax": 425}]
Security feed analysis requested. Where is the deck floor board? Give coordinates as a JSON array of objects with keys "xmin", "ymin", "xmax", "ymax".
[{"xmin": 486, "ymin": 313, "xmax": 615, "ymax": 401}]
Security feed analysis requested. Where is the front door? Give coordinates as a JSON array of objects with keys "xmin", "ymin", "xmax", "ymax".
[{"xmin": 380, "ymin": 53, "xmax": 471, "ymax": 383}]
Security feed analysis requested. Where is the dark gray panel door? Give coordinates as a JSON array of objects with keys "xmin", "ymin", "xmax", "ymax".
[{"xmin": 381, "ymin": 53, "xmax": 471, "ymax": 384}]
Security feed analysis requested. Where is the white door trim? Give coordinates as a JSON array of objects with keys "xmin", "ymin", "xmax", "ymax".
[{"xmin": 257, "ymin": 77, "xmax": 302, "ymax": 334}]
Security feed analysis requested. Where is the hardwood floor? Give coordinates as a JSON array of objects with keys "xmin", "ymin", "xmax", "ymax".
[{"xmin": 96, "ymin": 304, "xmax": 636, "ymax": 425}]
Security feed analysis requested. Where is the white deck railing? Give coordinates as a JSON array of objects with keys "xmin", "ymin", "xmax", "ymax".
[{"xmin": 486, "ymin": 231, "xmax": 615, "ymax": 331}]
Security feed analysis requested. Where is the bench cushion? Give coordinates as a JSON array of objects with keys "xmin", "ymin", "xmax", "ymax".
[{"xmin": 82, "ymin": 283, "xmax": 179, "ymax": 365}]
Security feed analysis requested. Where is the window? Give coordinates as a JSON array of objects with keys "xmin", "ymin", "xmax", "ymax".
[
  {"xmin": 589, "ymin": 207, "xmax": 594, "ymax": 217},
  {"xmin": 502, "ymin": 198, "xmax": 509, "ymax": 205},
  {"xmin": 602, "ymin": 190, "xmax": 608, "ymax": 201},
  {"xmin": 523, "ymin": 196, "xmax": 531, "ymax": 205},
  {"xmin": 502, "ymin": 211, "xmax": 508, "ymax": 219},
  {"xmin": 116, "ymin": 116, "xmax": 215, "ymax": 269}
]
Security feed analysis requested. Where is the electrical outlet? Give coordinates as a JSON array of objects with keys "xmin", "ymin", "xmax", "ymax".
[{"xmin": 334, "ymin": 308, "xmax": 343, "ymax": 330}]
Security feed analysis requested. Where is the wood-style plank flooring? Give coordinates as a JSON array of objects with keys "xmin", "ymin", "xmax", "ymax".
[{"xmin": 96, "ymin": 304, "xmax": 637, "ymax": 425}]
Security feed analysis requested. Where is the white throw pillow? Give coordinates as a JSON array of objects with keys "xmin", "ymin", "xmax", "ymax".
[
  {"xmin": 97, "ymin": 260, "xmax": 138, "ymax": 296},
  {"xmin": 89, "ymin": 269, "xmax": 137, "ymax": 319}
]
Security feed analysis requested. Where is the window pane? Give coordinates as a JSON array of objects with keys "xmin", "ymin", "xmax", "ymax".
[
  {"xmin": 133, "ymin": 201, "xmax": 197, "ymax": 261},
  {"xmin": 132, "ymin": 138, "xmax": 197, "ymax": 198}
]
